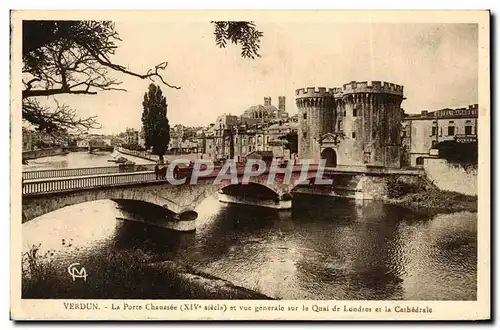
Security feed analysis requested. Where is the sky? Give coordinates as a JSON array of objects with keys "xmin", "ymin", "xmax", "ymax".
[{"xmin": 47, "ymin": 21, "xmax": 478, "ymax": 135}]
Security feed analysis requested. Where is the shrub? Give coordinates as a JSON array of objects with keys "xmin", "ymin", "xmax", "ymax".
[{"xmin": 386, "ymin": 177, "xmax": 427, "ymax": 199}]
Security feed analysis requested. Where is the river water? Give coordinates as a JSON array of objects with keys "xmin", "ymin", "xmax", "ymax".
[
  {"xmin": 21, "ymin": 152, "xmax": 477, "ymax": 300},
  {"xmin": 22, "ymin": 151, "xmax": 155, "ymax": 171}
]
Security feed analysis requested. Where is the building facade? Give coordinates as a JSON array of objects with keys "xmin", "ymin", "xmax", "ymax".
[
  {"xmin": 402, "ymin": 104, "xmax": 478, "ymax": 167},
  {"xmin": 199, "ymin": 96, "xmax": 295, "ymax": 162},
  {"xmin": 296, "ymin": 81, "xmax": 404, "ymax": 168},
  {"xmin": 213, "ymin": 114, "xmax": 239, "ymax": 160},
  {"xmin": 124, "ymin": 128, "xmax": 139, "ymax": 145}
]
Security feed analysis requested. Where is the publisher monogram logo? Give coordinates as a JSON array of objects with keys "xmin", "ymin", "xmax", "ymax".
[{"xmin": 68, "ymin": 263, "xmax": 87, "ymax": 282}]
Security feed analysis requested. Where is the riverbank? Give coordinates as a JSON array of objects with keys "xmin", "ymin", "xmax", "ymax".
[
  {"xmin": 383, "ymin": 177, "xmax": 477, "ymax": 217},
  {"xmin": 22, "ymin": 148, "xmax": 68, "ymax": 161},
  {"xmin": 116, "ymin": 147, "xmax": 200, "ymax": 163},
  {"xmin": 22, "ymin": 246, "xmax": 272, "ymax": 300},
  {"xmin": 116, "ymin": 147, "xmax": 158, "ymax": 162}
]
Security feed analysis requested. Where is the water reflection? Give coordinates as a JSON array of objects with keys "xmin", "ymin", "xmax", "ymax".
[{"xmin": 22, "ymin": 194, "xmax": 477, "ymax": 300}]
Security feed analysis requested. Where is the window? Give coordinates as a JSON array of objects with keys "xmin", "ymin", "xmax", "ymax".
[
  {"xmin": 431, "ymin": 126, "xmax": 437, "ymax": 136},
  {"xmin": 353, "ymin": 108, "xmax": 358, "ymax": 117},
  {"xmin": 343, "ymin": 110, "xmax": 346, "ymax": 117},
  {"xmin": 447, "ymin": 126, "xmax": 455, "ymax": 136},
  {"xmin": 465, "ymin": 125, "xmax": 472, "ymax": 135},
  {"xmin": 351, "ymin": 132, "xmax": 356, "ymax": 139},
  {"xmin": 431, "ymin": 140, "xmax": 437, "ymax": 147},
  {"xmin": 363, "ymin": 152, "xmax": 370, "ymax": 164},
  {"xmin": 235, "ymin": 137, "xmax": 238, "ymax": 144},
  {"xmin": 303, "ymin": 113, "xmax": 307, "ymax": 120},
  {"xmin": 416, "ymin": 157, "xmax": 424, "ymax": 166},
  {"xmin": 338, "ymin": 120, "xmax": 342, "ymax": 130},
  {"xmin": 303, "ymin": 131, "xmax": 307, "ymax": 138}
]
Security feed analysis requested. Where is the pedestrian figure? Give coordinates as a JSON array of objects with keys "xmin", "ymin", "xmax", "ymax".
[
  {"xmin": 173, "ymin": 165, "xmax": 179, "ymax": 180},
  {"xmin": 155, "ymin": 158, "xmax": 166, "ymax": 180}
]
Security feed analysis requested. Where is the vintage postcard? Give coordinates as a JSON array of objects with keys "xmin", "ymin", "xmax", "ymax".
[{"xmin": 10, "ymin": 10, "xmax": 490, "ymax": 321}]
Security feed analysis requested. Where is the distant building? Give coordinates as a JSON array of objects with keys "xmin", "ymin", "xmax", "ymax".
[
  {"xmin": 124, "ymin": 128, "xmax": 139, "ymax": 145},
  {"xmin": 264, "ymin": 119, "xmax": 298, "ymax": 159},
  {"xmin": 22, "ymin": 127, "xmax": 33, "ymax": 151},
  {"xmin": 232, "ymin": 124, "xmax": 262, "ymax": 162},
  {"xmin": 213, "ymin": 114, "xmax": 239, "ymax": 160},
  {"xmin": 241, "ymin": 96, "xmax": 289, "ymax": 121},
  {"xmin": 402, "ymin": 104, "xmax": 478, "ymax": 167}
]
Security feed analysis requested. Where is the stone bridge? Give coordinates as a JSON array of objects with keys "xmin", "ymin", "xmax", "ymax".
[{"xmin": 21, "ymin": 163, "xmax": 423, "ymax": 230}]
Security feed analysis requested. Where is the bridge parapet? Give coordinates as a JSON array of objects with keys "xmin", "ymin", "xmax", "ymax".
[{"xmin": 22, "ymin": 171, "xmax": 157, "ymax": 196}]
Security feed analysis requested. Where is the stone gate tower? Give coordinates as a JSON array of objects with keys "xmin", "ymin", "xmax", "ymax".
[
  {"xmin": 295, "ymin": 88, "xmax": 337, "ymax": 160},
  {"xmin": 295, "ymin": 81, "xmax": 404, "ymax": 168}
]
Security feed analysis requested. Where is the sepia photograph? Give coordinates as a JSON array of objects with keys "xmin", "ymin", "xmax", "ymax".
[{"xmin": 10, "ymin": 10, "xmax": 490, "ymax": 321}]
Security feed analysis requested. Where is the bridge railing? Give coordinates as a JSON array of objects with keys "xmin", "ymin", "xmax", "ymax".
[
  {"xmin": 22, "ymin": 171, "xmax": 157, "ymax": 195},
  {"xmin": 22, "ymin": 164, "xmax": 157, "ymax": 180}
]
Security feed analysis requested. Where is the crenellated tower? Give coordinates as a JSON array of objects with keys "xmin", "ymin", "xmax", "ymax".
[
  {"xmin": 295, "ymin": 81, "xmax": 405, "ymax": 168},
  {"xmin": 340, "ymin": 81, "xmax": 404, "ymax": 167},
  {"xmin": 295, "ymin": 87, "xmax": 336, "ymax": 160}
]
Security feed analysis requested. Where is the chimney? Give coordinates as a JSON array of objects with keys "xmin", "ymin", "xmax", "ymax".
[
  {"xmin": 278, "ymin": 96, "xmax": 286, "ymax": 112},
  {"xmin": 264, "ymin": 97, "xmax": 271, "ymax": 106}
]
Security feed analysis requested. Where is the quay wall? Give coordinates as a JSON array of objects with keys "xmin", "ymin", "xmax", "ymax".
[
  {"xmin": 22, "ymin": 148, "xmax": 67, "ymax": 160},
  {"xmin": 424, "ymin": 158, "xmax": 477, "ymax": 196}
]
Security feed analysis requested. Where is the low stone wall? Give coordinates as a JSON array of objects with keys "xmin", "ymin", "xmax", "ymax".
[
  {"xmin": 22, "ymin": 148, "xmax": 67, "ymax": 160},
  {"xmin": 117, "ymin": 147, "xmax": 158, "ymax": 162},
  {"xmin": 424, "ymin": 158, "xmax": 477, "ymax": 196}
]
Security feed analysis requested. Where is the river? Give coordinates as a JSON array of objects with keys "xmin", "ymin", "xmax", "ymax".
[
  {"xmin": 21, "ymin": 152, "xmax": 477, "ymax": 300},
  {"xmin": 22, "ymin": 150, "xmax": 155, "ymax": 171}
]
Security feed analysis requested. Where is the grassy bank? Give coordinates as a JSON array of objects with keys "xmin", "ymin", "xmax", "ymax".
[
  {"xmin": 22, "ymin": 246, "xmax": 272, "ymax": 300},
  {"xmin": 384, "ymin": 177, "xmax": 477, "ymax": 216}
]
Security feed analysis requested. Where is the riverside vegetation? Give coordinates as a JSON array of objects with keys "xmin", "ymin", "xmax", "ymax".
[
  {"xmin": 22, "ymin": 243, "xmax": 271, "ymax": 300},
  {"xmin": 384, "ymin": 176, "xmax": 477, "ymax": 217}
]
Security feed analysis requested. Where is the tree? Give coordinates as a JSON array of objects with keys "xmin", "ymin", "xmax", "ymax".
[
  {"xmin": 434, "ymin": 140, "xmax": 478, "ymax": 166},
  {"xmin": 22, "ymin": 20, "xmax": 263, "ymax": 134},
  {"xmin": 141, "ymin": 84, "xmax": 169, "ymax": 160},
  {"xmin": 212, "ymin": 21, "xmax": 264, "ymax": 59},
  {"xmin": 280, "ymin": 131, "xmax": 298, "ymax": 154}
]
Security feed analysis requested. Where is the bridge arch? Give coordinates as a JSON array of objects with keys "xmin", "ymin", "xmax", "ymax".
[
  {"xmin": 219, "ymin": 182, "xmax": 280, "ymax": 198},
  {"xmin": 22, "ymin": 188, "xmax": 191, "ymax": 223}
]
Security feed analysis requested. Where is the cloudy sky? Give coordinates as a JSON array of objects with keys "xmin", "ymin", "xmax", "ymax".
[{"xmin": 48, "ymin": 21, "xmax": 478, "ymax": 135}]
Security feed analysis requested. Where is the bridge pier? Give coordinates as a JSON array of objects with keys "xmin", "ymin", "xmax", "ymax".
[
  {"xmin": 115, "ymin": 202, "xmax": 197, "ymax": 232},
  {"xmin": 217, "ymin": 191, "xmax": 292, "ymax": 210}
]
